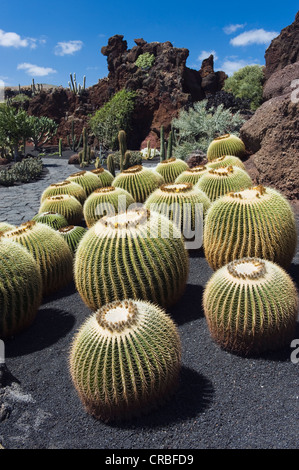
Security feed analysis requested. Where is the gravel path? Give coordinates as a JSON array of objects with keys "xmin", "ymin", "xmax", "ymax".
[{"xmin": 0, "ymin": 157, "xmax": 298, "ymax": 450}]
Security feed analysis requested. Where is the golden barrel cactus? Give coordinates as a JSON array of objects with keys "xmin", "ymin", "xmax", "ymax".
[
  {"xmin": 206, "ymin": 155, "xmax": 245, "ymax": 171},
  {"xmin": 39, "ymin": 194, "xmax": 83, "ymax": 226},
  {"xmin": 112, "ymin": 165, "xmax": 162, "ymax": 203},
  {"xmin": 207, "ymin": 134, "xmax": 246, "ymax": 161},
  {"xmin": 155, "ymin": 157, "xmax": 189, "ymax": 183},
  {"xmin": 175, "ymin": 165, "xmax": 209, "ymax": 185},
  {"xmin": 40, "ymin": 180, "xmax": 87, "ymax": 205},
  {"xmin": 66, "ymin": 171, "xmax": 103, "ymax": 196}
]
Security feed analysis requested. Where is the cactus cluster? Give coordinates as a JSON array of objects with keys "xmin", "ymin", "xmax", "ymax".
[
  {"xmin": 175, "ymin": 165, "xmax": 208, "ymax": 185},
  {"xmin": 69, "ymin": 299, "xmax": 181, "ymax": 421},
  {"xmin": 66, "ymin": 171, "xmax": 102, "ymax": 196},
  {"xmin": 0, "ymin": 239, "xmax": 43, "ymax": 338},
  {"xmin": 58, "ymin": 225, "xmax": 86, "ymax": 255},
  {"xmin": 112, "ymin": 165, "xmax": 163, "ymax": 203},
  {"xmin": 203, "ymin": 185, "xmax": 297, "ymax": 270},
  {"xmin": 39, "ymin": 194, "xmax": 83, "ymax": 226},
  {"xmin": 203, "ymin": 257, "xmax": 298, "ymax": 355},
  {"xmin": 74, "ymin": 207, "xmax": 189, "ymax": 310},
  {"xmin": 90, "ymin": 168, "xmax": 114, "ymax": 187},
  {"xmin": 145, "ymin": 182, "xmax": 211, "ymax": 236},
  {"xmin": 206, "ymin": 155, "xmax": 245, "ymax": 171},
  {"xmin": 83, "ymin": 186, "xmax": 135, "ymax": 228},
  {"xmin": 32, "ymin": 211, "xmax": 69, "ymax": 230},
  {"xmin": 207, "ymin": 134, "xmax": 246, "ymax": 161},
  {"xmin": 40, "ymin": 180, "xmax": 87, "ymax": 205},
  {"xmin": 155, "ymin": 157, "xmax": 189, "ymax": 183},
  {"xmin": 3, "ymin": 221, "xmax": 73, "ymax": 296},
  {"xmin": 196, "ymin": 165, "xmax": 253, "ymax": 201}
]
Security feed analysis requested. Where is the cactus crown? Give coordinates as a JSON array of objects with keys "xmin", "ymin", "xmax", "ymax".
[
  {"xmin": 59, "ymin": 225, "xmax": 75, "ymax": 233},
  {"xmin": 94, "ymin": 186, "xmax": 116, "ymax": 194},
  {"xmin": 209, "ymin": 165, "xmax": 234, "ymax": 176},
  {"xmin": 188, "ymin": 165, "xmax": 207, "ymax": 173},
  {"xmin": 46, "ymin": 194, "xmax": 72, "ymax": 201},
  {"xmin": 98, "ymin": 207, "xmax": 149, "ymax": 231},
  {"xmin": 122, "ymin": 165, "xmax": 143, "ymax": 174},
  {"xmin": 227, "ymin": 258, "xmax": 266, "ymax": 281},
  {"xmin": 91, "ymin": 168, "xmax": 104, "ymax": 174},
  {"xmin": 227, "ymin": 185, "xmax": 268, "ymax": 201},
  {"xmin": 70, "ymin": 171, "xmax": 86, "ymax": 177},
  {"xmin": 214, "ymin": 134, "xmax": 231, "ymax": 141},
  {"xmin": 160, "ymin": 182, "xmax": 193, "ymax": 193},
  {"xmin": 5, "ymin": 220, "xmax": 36, "ymax": 237},
  {"xmin": 50, "ymin": 181, "xmax": 71, "ymax": 188},
  {"xmin": 96, "ymin": 299, "xmax": 139, "ymax": 333},
  {"xmin": 160, "ymin": 157, "xmax": 176, "ymax": 164}
]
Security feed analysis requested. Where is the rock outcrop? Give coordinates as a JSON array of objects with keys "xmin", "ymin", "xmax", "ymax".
[{"xmin": 241, "ymin": 11, "xmax": 299, "ymax": 200}]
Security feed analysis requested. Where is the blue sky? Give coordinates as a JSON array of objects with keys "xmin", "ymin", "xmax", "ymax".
[{"xmin": 0, "ymin": 0, "xmax": 297, "ymax": 88}]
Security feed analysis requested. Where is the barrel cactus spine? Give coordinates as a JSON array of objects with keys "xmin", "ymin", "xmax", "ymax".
[
  {"xmin": 0, "ymin": 222, "xmax": 16, "ymax": 235},
  {"xmin": 66, "ymin": 171, "xmax": 103, "ymax": 196},
  {"xmin": 32, "ymin": 211, "xmax": 69, "ymax": 230},
  {"xmin": 0, "ymin": 239, "xmax": 43, "ymax": 338},
  {"xmin": 74, "ymin": 207, "xmax": 189, "ymax": 310},
  {"xmin": 3, "ymin": 221, "xmax": 73, "ymax": 296},
  {"xmin": 58, "ymin": 225, "xmax": 86, "ymax": 255},
  {"xmin": 175, "ymin": 165, "xmax": 208, "ymax": 185},
  {"xmin": 206, "ymin": 155, "xmax": 245, "ymax": 171},
  {"xmin": 40, "ymin": 180, "xmax": 87, "ymax": 205},
  {"xmin": 196, "ymin": 165, "xmax": 253, "ymax": 202},
  {"xmin": 39, "ymin": 194, "xmax": 83, "ymax": 226},
  {"xmin": 155, "ymin": 157, "xmax": 189, "ymax": 183},
  {"xmin": 203, "ymin": 257, "xmax": 299, "ymax": 356},
  {"xmin": 83, "ymin": 186, "xmax": 135, "ymax": 228},
  {"xmin": 112, "ymin": 165, "xmax": 163, "ymax": 203},
  {"xmin": 203, "ymin": 185, "xmax": 297, "ymax": 270},
  {"xmin": 207, "ymin": 134, "xmax": 246, "ymax": 161},
  {"xmin": 69, "ymin": 299, "xmax": 182, "ymax": 421},
  {"xmin": 90, "ymin": 167, "xmax": 114, "ymax": 187}
]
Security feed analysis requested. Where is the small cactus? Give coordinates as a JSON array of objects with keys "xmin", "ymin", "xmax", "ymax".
[
  {"xmin": 32, "ymin": 212, "xmax": 69, "ymax": 230},
  {"xmin": 69, "ymin": 299, "xmax": 182, "ymax": 421},
  {"xmin": 196, "ymin": 165, "xmax": 252, "ymax": 202},
  {"xmin": 206, "ymin": 155, "xmax": 245, "ymax": 171},
  {"xmin": 40, "ymin": 180, "xmax": 87, "ymax": 206},
  {"xmin": 175, "ymin": 165, "xmax": 208, "ymax": 185},
  {"xmin": 203, "ymin": 257, "xmax": 298, "ymax": 355},
  {"xmin": 0, "ymin": 239, "xmax": 43, "ymax": 338},
  {"xmin": 155, "ymin": 158, "xmax": 189, "ymax": 183},
  {"xmin": 74, "ymin": 207, "xmax": 189, "ymax": 310},
  {"xmin": 66, "ymin": 171, "xmax": 102, "ymax": 196},
  {"xmin": 112, "ymin": 165, "xmax": 163, "ymax": 203},
  {"xmin": 57, "ymin": 225, "xmax": 86, "ymax": 255},
  {"xmin": 203, "ymin": 185, "xmax": 297, "ymax": 270},
  {"xmin": 39, "ymin": 194, "xmax": 83, "ymax": 226},
  {"xmin": 3, "ymin": 221, "xmax": 73, "ymax": 296},
  {"xmin": 90, "ymin": 168, "xmax": 114, "ymax": 187},
  {"xmin": 83, "ymin": 186, "xmax": 135, "ymax": 228},
  {"xmin": 207, "ymin": 134, "xmax": 246, "ymax": 161}
]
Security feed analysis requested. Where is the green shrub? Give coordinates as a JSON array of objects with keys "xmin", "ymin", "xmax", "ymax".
[
  {"xmin": 11, "ymin": 94, "xmax": 31, "ymax": 105},
  {"xmin": 223, "ymin": 65, "xmax": 264, "ymax": 111},
  {"xmin": 171, "ymin": 100, "xmax": 245, "ymax": 160},
  {"xmin": 89, "ymin": 89, "xmax": 136, "ymax": 150},
  {"xmin": 0, "ymin": 157, "xmax": 43, "ymax": 186},
  {"xmin": 135, "ymin": 52, "xmax": 155, "ymax": 70}
]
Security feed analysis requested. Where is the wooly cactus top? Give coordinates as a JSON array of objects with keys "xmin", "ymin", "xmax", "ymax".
[{"xmin": 206, "ymin": 155, "xmax": 245, "ymax": 170}]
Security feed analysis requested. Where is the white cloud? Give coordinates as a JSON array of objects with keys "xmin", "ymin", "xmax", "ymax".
[
  {"xmin": 17, "ymin": 63, "xmax": 57, "ymax": 77},
  {"xmin": 230, "ymin": 29, "xmax": 279, "ymax": 46},
  {"xmin": 0, "ymin": 29, "xmax": 37, "ymax": 48},
  {"xmin": 198, "ymin": 50, "xmax": 218, "ymax": 61},
  {"xmin": 221, "ymin": 59, "xmax": 260, "ymax": 76},
  {"xmin": 54, "ymin": 40, "xmax": 83, "ymax": 56},
  {"xmin": 223, "ymin": 24, "xmax": 246, "ymax": 35}
]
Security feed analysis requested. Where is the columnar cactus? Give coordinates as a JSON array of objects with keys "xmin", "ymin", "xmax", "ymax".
[
  {"xmin": 175, "ymin": 165, "xmax": 209, "ymax": 185},
  {"xmin": 203, "ymin": 257, "xmax": 298, "ymax": 355},
  {"xmin": 203, "ymin": 185, "xmax": 297, "ymax": 270},
  {"xmin": 90, "ymin": 168, "xmax": 114, "ymax": 187},
  {"xmin": 40, "ymin": 180, "xmax": 87, "ymax": 205},
  {"xmin": 3, "ymin": 221, "xmax": 73, "ymax": 296},
  {"xmin": 0, "ymin": 222, "xmax": 15, "ymax": 235},
  {"xmin": 107, "ymin": 154, "xmax": 115, "ymax": 177},
  {"xmin": 69, "ymin": 299, "xmax": 182, "ymax": 421},
  {"xmin": 155, "ymin": 157, "xmax": 189, "ymax": 183},
  {"xmin": 112, "ymin": 165, "xmax": 163, "ymax": 203},
  {"xmin": 58, "ymin": 225, "xmax": 86, "ymax": 255},
  {"xmin": 0, "ymin": 239, "xmax": 43, "ymax": 338},
  {"xmin": 32, "ymin": 211, "xmax": 69, "ymax": 230},
  {"xmin": 196, "ymin": 165, "xmax": 253, "ymax": 201},
  {"xmin": 74, "ymin": 207, "xmax": 189, "ymax": 310},
  {"xmin": 145, "ymin": 182, "xmax": 211, "ymax": 235},
  {"xmin": 66, "ymin": 171, "xmax": 102, "ymax": 196},
  {"xmin": 83, "ymin": 186, "xmax": 135, "ymax": 228},
  {"xmin": 39, "ymin": 194, "xmax": 83, "ymax": 226},
  {"xmin": 206, "ymin": 155, "xmax": 245, "ymax": 171},
  {"xmin": 207, "ymin": 134, "xmax": 246, "ymax": 161}
]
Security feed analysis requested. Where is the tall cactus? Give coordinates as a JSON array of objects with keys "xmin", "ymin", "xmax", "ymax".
[
  {"xmin": 107, "ymin": 154, "xmax": 115, "ymax": 177},
  {"xmin": 160, "ymin": 126, "xmax": 165, "ymax": 162},
  {"xmin": 118, "ymin": 130, "xmax": 127, "ymax": 172},
  {"xmin": 67, "ymin": 120, "xmax": 83, "ymax": 152},
  {"xmin": 167, "ymin": 130, "xmax": 173, "ymax": 159}
]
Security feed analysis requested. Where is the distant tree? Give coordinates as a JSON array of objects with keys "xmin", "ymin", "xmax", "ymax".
[
  {"xmin": 27, "ymin": 115, "xmax": 58, "ymax": 149},
  {"xmin": 223, "ymin": 65, "xmax": 264, "ymax": 111},
  {"xmin": 0, "ymin": 104, "xmax": 32, "ymax": 161}
]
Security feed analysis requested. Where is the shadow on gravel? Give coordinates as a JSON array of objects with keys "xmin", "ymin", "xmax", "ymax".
[
  {"xmin": 170, "ymin": 284, "xmax": 205, "ymax": 325},
  {"xmin": 5, "ymin": 308, "xmax": 75, "ymax": 358},
  {"xmin": 257, "ymin": 321, "xmax": 299, "ymax": 363},
  {"xmin": 288, "ymin": 262, "xmax": 299, "ymax": 288},
  {"xmin": 42, "ymin": 281, "xmax": 78, "ymax": 304},
  {"xmin": 108, "ymin": 366, "xmax": 214, "ymax": 430}
]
